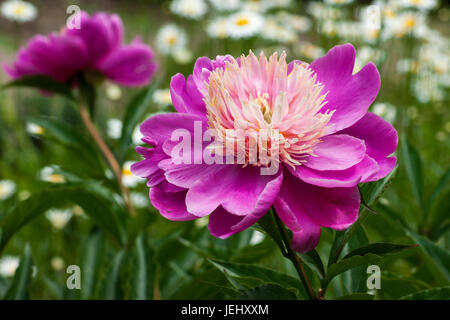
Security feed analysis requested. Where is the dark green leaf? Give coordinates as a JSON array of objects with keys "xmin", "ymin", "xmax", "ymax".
[
  {"xmin": 80, "ymin": 229, "xmax": 105, "ymax": 299},
  {"xmin": 208, "ymin": 259, "xmax": 306, "ymax": 299},
  {"xmin": 336, "ymin": 293, "xmax": 375, "ymax": 300},
  {"xmin": 119, "ymin": 83, "xmax": 158, "ymax": 160},
  {"xmin": 299, "ymin": 250, "xmax": 325, "ymax": 279},
  {"xmin": 359, "ymin": 166, "xmax": 398, "ymax": 206},
  {"xmin": 1, "ymin": 75, "xmax": 74, "ymax": 99},
  {"xmin": 426, "ymin": 169, "xmax": 450, "ymax": 213},
  {"xmin": 401, "ymin": 139, "xmax": 424, "ymax": 210},
  {"xmin": 405, "ymin": 229, "xmax": 450, "ymax": 280},
  {"xmin": 399, "ymin": 286, "xmax": 450, "ymax": 300},
  {"xmin": 343, "ymin": 243, "xmax": 416, "ymax": 260},
  {"xmin": 238, "ymin": 284, "xmax": 297, "ymax": 300},
  {"xmin": 257, "ymin": 211, "xmax": 286, "ymax": 255},
  {"xmin": 102, "ymin": 249, "xmax": 127, "ymax": 300},
  {"xmin": 130, "ymin": 234, "xmax": 156, "ymax": 300},
  {"xmin": 4, "ymin": 244, "xmax": 33, "ymax": 300}
]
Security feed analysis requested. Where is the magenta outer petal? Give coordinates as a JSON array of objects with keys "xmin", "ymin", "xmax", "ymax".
[
  {"xmin": 305, "ymin": 134, "xmax": 366, "ymax": 171},
  {"xmin": 150, "ymin": 184, "xmax": 197, "ymax": 221},
  {"xmin": 292, "ymin": 155, "xmax": 379, "ymax": 188},
  {"xmin": 186, "ymin": 165, "xmax": 283, "ymax": 217},
  {"xmin": 170, "ymin": 73, "xmax": 207, "ymax": 117},
  {"xmin": 4, "ymin": 34, "xmax": 88, "ymax": 82},
  {"xmin": 98, "ymin": 42, "xmax": 157, "ymax": 86},
  {"xmin": 192, "ymin": 55, "xmax": 233, "ymax": 94},
  {"xmin": 140, "ymin": 112, "xmax": 206, "ymax": 146},
  {"xmin": 310, "ymin": 44, "xmax": 381, "ymax": 134},
  {"xmin": 339, "ymin": 112, "xmax": 398, "ymax": 181},
  {"xmin": 274, "ymin": 172, "xmax": 360, "ymax": 253},
  {"xmin": 65, "ymin": 11, "xmax": 122, "ymax": 65}
]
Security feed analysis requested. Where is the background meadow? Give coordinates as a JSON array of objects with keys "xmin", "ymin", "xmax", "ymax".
[{"xmin": 0, "ymin": 0, "xmax": 449, "ymax": 300}]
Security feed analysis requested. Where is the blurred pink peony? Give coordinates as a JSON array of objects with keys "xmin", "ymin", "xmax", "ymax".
[{"xmin": 4, "ymin": 11, "xmax": 157, "ymax": 87}]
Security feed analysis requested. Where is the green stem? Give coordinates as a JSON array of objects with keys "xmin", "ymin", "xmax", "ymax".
[{"xmin": 272, "ymin": 209, "xmax": 317, "ymax": 300}]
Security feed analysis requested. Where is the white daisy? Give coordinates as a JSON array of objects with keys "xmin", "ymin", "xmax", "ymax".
[
  {"xmin": 153, "ymin": 88, "xmax": 172, "ymax": 108},
  {"xmin": 105, "ymin": 84, "xmax": 122, "ymax": 101},
  {"xmin": 26, "ymin": 122, "xmax": 44, "ymax": 135},
  {"xmin": 122, "ymin": 161, "xmax": 144, "ymax": 188},
  {"xmin": 172, "ymin": 47, "xmax": 193, "ymax": 65},
  {"xmin": 324, "ymin": 0, "xmax": 354, "ymax": 5},
  {"xmin": 39, "ymin": 166, "xmax": 65, "ymax": 184},
  {"xmin": 156, "ymin": 24, "xmax": 187, "ymax": 55},
  {"xmin": 0, "ymin": 180, "xmax": 16, "ymax": 200},
  {"xmin": 260, "ymin": 17, "xmax": 296, "ymax": 44},
  {"xmin": 226, "ymin": 11, "xmax": 264, "ymax": 39},
  {"xmin": 396, "ymin": 0, "xmax": 438, "ymax": 11},
  {"xmin": 45, "ymin": 208, "xmax": 73, "ymax": 230},
  {"xmin": 209, "ymin": 0, "xmax": 240, "ymax": 11},
  {"xmin": 1, "ymin": 0, "xmax": 37, "ymax": 23},
  {"xmin": 371, "ymin": 102, "xmax": 397, "ymax": 123},
  {"xmin": 130, "ymin": 192, "xmax": 148, "ymax": 208},
  {"xmin": 207, "ymin": 16, "xmax": 229, "ymax": 39},
  {"xmin": 294, "ymin": 42, "xmax": 325, "ymax": 61},
  {"xmin": 107, "ymin": 118, "xmax": 123, "ymax": 140},
  {"xmin": 132, "ymin": 126, "xmax": 144, "ymax": 145},
  {"xmin": 0, "ymin": 256, "xmax": 19, "ymax": 277},
  {"xmin": 170, "ymin": 0, "xmax": 208, "ymax": 20},
  {"xmin": 50, "ymin": 256, "xmax": 65, "ymax": 271}
]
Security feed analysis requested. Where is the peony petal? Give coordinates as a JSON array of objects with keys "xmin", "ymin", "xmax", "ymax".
[
  {"xmin": 292, "ymin": 155, "xmax": 379, "ymax": 188},
  {"xmin": 310, "ymin": 44, "xmax": 380, "ymax": 134},
  {"xmin": 98, "ymin": 42, "xmax": 157, "ymax": 86},
  {"xmin": 339, "ymin": 112, "xmax": 398, "ymax": 181},
  {"xmin": 170, "ymin": 73, "xmax": 207, "ymax": 117},
  {"xmin": 305, "ymin": 134, "xmax": 366, "ymax": 171},
  {"xmin": 186, "ymin": 165, "xmax": 282, "ymax": 217},
  {"xmin": 274, "ymin": 171, "xmax": 360, "ymax": 253},
  {"xmin": 150, "ymin": 183, "xmax": 197, "ymax": 221}
]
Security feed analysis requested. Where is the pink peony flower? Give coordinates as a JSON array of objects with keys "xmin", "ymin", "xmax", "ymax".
[
  {"xmin": 132, "ymin": 44, "xmax": 398, "ymax": 253},
  {"xmin": 4, "ymin": 11, "xmax": 157, "ymax": 87}
]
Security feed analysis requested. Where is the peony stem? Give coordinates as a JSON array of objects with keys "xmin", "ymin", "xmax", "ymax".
[
  {"xmin": 272, "ymin": 209, "xmax": 317, "ymax": 300},
  {"xmin": 79, "ymin": 102, "xmax": 135, "ymax": 217}
]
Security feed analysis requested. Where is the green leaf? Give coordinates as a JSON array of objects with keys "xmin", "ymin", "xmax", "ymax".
[
  {"xmin": 1, "ymin": 75, "xmax": 74, "ymax": 99},
  {"xmin": 359, "ymin": 166, "xmax": 398, "ymax": 206},
  {"xmin": 401, "ymin": 139, "xmax": 424, "ymax": 210},
  {"xmin": 208, "ymin": 259, "xmax": 306, "ymax": 299},
  {"xmin": 405, "ymin": 229, "xmax": 450, "ymax": 280},
  {"xmin": 130, "ymin": 234, "xmax": 156, "ymax": 300},
  {"xmin": 257, "ymin": 211, "xmax": 286, "ymax": 255},
  {"xmin": 27, "ymin": 116, "xmax": 102, "ymax": 169},
  {"xmin": 119, "ymin": 83, "xmax": 158, "ymax": 160},
  {"xmin": 238, "ymin": 284, "xmax": 297, "ymax": 300},
  {"xmin": 323, "ymin": 253, "xmax": 382, "ymax": 289},
  {"xmin": 4, "ymin": 244, "xmax": 33, "ymax": 300},
  {"xmin": 336, "ymin": 293, "xmax": 375, "ymax": 300},
  {"xmin": 379, "ymin": 274, "xmax": 430, "ymax": 299},
  {"xmin": 299, "ymin": 250, "xmax": 325, "ymax": 279},
  {"xmin": 102, "ymin": 249, "xmax": 127, "ymax": 300},
  {"xmin": 426, "ymin": 169, "xmax": 450, "ymax": 213},
  {"xmin": 344, "ymin": 227, "xmax": 369, "ymax": 293},
  {"xmin": 399, "ymin": 286, "xmax": 450, "ymax": 300},
  {"xmin": 343, "ymin": 243, "xmax": 416, "ymax": 260},
  {"xmin": 0, "ymin": 183, "xmax": 125, "ymax": 253},
  {"xmin": 80, "ymin": 229, "xmax": 105, "ymax": 299}
]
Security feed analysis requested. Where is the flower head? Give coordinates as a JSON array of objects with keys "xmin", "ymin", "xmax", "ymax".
[
  {"xmin": 4, "ymin": 11, "xmax": 157, "ymax": 87},
  {"xmin": 1, "ymin": 0, "xmax": 37, "ymax": 23},
  {"xmin": 132, "ymin": 44, "xmax": 398, "ymax": 253},
  {"xmin": 226, "ymin": 11, "xmax": 264, "ymax": 39},
  {"xmin": 0, "ymin": 256, "xmax": 19, "ymax": 277},
  {"xmin": 0, "ymin": 180, "xmax": 16, "ymax": 200}
]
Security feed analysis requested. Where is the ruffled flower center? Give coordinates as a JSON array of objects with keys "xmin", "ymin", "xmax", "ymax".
[{"xmin": 202, "ymin": 51, "xmax": 334, "ymax": 168}]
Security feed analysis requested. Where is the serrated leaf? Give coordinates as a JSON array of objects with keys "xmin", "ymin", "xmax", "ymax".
[
  {"xmin": 399, "ymin": 286, "xmax": 450, "ymax": 300},
  {"xmin": 4, "ymin": 244, "xmax": 33, "ymax": 300},
  {"xmin": 238, "ymin": 284, "xmax": 297, "ymax": 300},
  {"xmin": 208, "ymin": 259, "xmax": 306, "ymax": 299},
  {"xmin": 1, "ymin": 75, "xmax": 74, "ymax": 99}
]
